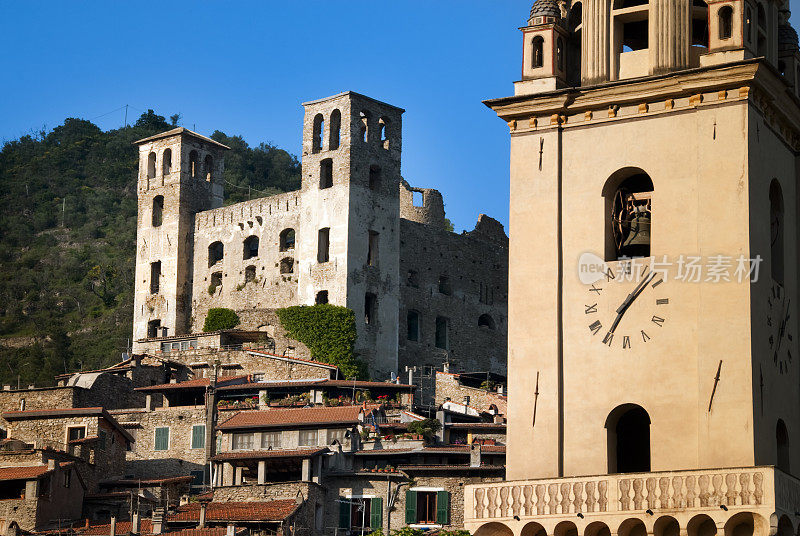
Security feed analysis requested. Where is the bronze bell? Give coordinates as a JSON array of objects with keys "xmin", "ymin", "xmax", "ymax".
[{"xmin": 622, "ymin": 212, "xmax": 651, "ymax": 249}]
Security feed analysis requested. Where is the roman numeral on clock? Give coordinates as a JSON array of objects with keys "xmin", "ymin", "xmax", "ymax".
[
  {"xmin": 603, "ymin": 331, "xmax": 614, "ymax": 346},
  {"xmin": 651, "ymin": 315, "xmax": 665, "ymax": 327},
  {"xmin": 589, "ymin": 320, "xmax": 602, "ymax": 335},
  {"xmin": 623, "ymin": 336, "xmax": 631, "ymax": 349},
  {"xmin": 656, "ymin": 298, "xmax": 669, "ymax": 305},
  {"xmin": 641, "ymin": 330, "xmax": 651, "ymax": 342},
  {"xmin": 606, "ymin": 268, "xmax": 616, "ymax": 282},
  {"xmin": 585, "ymin": 304, "xmax": 598, "ymax": 314},
  {"xmin": 589, "ymin": 284, "xmax": 603, "ymax": 294}
]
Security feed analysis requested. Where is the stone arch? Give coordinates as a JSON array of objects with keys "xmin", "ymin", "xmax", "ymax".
[
  {"xmin": 654, "ymin": 516, "xmax": 680, "ymax": 536},
  {"xmin": 379, "ymin": 117, "xmax": 390, "ymax": 149},
  {"xmin": 243, "ymin": 235, "xmax": 259, "ymax": 260},
  {"xmin": 162, "ymin": 148, "xmax": 172, "ymax": 176},
  {"xmin": 279, "ymin": 228, "xmax": 295, "ymax": 251},
  {"xmin": 474, "ymin": 523, "xmax": 514, "ymax": 536},
  {"xmin": 189, "ymin": 150, "xmax": 199, "ymax": 178},
  {"xmin": 724, "ymin": 512, "xmax": 768, "ymax": 536},
  {"xmin": 602, "ymin": 167, "xmax": 653, "ymax": 261},
  {"xmin": 718, "ymin": 5, "xmax": 733, "ymax": 39},
  {"xmin": 618, "ymin": 518, "xmax": 647, "ymax": 536},
  {"xmin": 479, "ymin": 314, "xmax": 496, "ymax": 330},
  {"xmin": 777, "ymin": 516, "xmax": 793, "ymax": 536},
  {"xmin": 208, "ymin": 241, "xmax": 224, "ymax": 268},
  {"xmin": 585, "ymin": 521, "xmax": 611, "ymax": 536},
  {"xmin": 359, "ymin": 110, "xmax": 371, "ymax": 143},
  {"xmin": 532, "ymin": 36, "xmax": 544, "ymax": 68},
  {"xmin": 688, "ymin": 514, "xmax": 717, "ymax": 536},
  {"xmin": 329, "ymin": 109, "xmax": 341, "ymax": 150},
  {"xmin": 152, "ymin": 195, "xmax": 164, "ymax": 227},
  {"xmin": 605, "ymin": 403, "xmax": 651, "ymax": 473},
  {"xmin": 147, "ymin": 152, "xmax": 156, "ymax": 179},
  {"xmin": 312, "ymin": 113, "xmax": 324, "ymax": 153},
  {"xmin": 204, "ymin": 154, "xmax": 214, "ymax": 182},
  {"xmin": 555, "ymin": 521, "xmax": 579, "ymax": 536},
  {"xmin": 522, "ymin": 522, "xmax": 547, "ymax": 536}
]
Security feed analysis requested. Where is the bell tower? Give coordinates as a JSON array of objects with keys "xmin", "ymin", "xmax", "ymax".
[{"xmin": 132, "ymin": 129, "xmax": 228, "ymax": 346}]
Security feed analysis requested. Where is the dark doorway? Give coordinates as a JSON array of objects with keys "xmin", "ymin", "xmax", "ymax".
[{"xmin": 607, "ymin": 404, "xmax": 651, "ymax": 473}]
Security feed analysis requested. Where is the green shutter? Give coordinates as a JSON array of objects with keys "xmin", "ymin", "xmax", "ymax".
[
  {"xmin": 436, "ymin": 491, "xmax": 449, "ymax": 525},
  {"xmin": 155, "ymin": 427, "xmax": 169, "ymax": 451},
  {"xmin": 192, "ymin": 425, "xmax": 205, "ymax": 449},
  {"xmin": 339, "ymin": 499, "xmax": 351, "ymax": 529},
  {"xmin": 370, "ymin": 498, "xmax": 383, "ymax": 530},
  {"xmin": 404, "ymin": 491, "xmax": 417, "ymax": 525},
  {"xmin": 98, "ymin": 431, "xmax": 106, "ymax": 450}
]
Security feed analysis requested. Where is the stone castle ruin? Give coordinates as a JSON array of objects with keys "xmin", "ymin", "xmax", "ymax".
[{"xmin": 132, "ymin": 91, "xmax": 508, "ymax": 380}]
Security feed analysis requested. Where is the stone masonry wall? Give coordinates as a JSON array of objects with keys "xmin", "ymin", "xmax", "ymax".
[
  {"xmin": 0, "ymin": 388, "xmax": 78, "ymax": 431},
  {"xmin": 434, "ymin": 372, "xmax": 507, "ymax": 415}
]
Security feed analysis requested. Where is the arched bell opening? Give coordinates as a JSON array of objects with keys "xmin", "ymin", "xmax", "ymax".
[
  {"xmin": 605, "ymin": 403, "xmax": 651, "ymax": 473},
  {"xmin": 603, "ymin": 168, "xmax": 654, "ymax": 261}
]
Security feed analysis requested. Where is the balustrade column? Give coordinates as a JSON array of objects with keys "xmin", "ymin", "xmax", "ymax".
[{"xmin": 582, "ymin": 0, "xmax": 611, "ymax": 84}]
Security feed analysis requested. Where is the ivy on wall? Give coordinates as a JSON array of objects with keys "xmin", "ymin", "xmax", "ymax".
[
  {"xmin": 203, "ymin": 308, "xmax": 241, "ymax": 332},
  {"xmin": 276, "ymin": 304, "xmax": 367, "ymax": 379}
]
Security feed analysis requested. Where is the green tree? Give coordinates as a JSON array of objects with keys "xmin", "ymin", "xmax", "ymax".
[{"xmin": 203, "ymin": 308, "xmax": 241, "ymax": 332}]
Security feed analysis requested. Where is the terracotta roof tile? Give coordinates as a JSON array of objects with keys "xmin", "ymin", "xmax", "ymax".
[
  {"xmin": 211, "ymin": 447, "xmax": 328, "ymax": 461},
  {"xmin": 246, "ymin": 349, "xmax": 339, "ymax": 369},
  {"xmin": 136, "ymin": 376, "xmax": 248, "ymax": 392},
  {"xmin": 0, "ymin": 464, "xmax": 50, "ymax": 481},
  {"xmin": 397, "ymin": 464, "xmax": 506, "ymax": 471},
  {"xmin": 217, "ymin": 405, "xmax": 380, "ymax": 430},
  {"xmin": 168, "ymin": 499, "xmax": 299, "ymax": 522},
  {"xmin": 78, "ymin": 520, "xmax": 153, "ymax": 535}
]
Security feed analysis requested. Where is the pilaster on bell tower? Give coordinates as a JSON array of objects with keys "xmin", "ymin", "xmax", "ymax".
[{"xmin": 132, "ymin": 128, "xmax": 229, "ymax": 347}]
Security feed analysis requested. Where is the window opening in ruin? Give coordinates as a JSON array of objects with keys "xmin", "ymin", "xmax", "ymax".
[
  {"xmin": 435, "ymin": 316, "xmax": 449, "ymax": 349},
  {"xmin": 777, "ymin": 419, "xmax": 790, "ymax": 473},
  {"xmin": 605, "ymin": 170, "xmax": 653, "ymax": 261},
  {"xmin": 556, "ymin": 37, "xmax": 564, "ymax": 70},
  {"xmin": 412, "ymin": 191, "xmax": 424, "ymax": 207},
  {"xmin": 299, "ymin": 429, "xmax": 318, "ymax": 446},
  {"xmin": 329, "ymin": 109, "xmax": 341, "ymax": 150},
  {"xmin": 189, "ymin": 150, "xmax": 199, "ymax": 179},
  {"xmin": 245, "ymin": 265, "xmax": 256, "ymax": 283},
  {"xmin": 204, "ymin": 155, "xmax": 214, "ymax": 182},
  {"xmin": 407, "ymin": 310, "xmax": 420, "ymax": 341},
  {"xmin": 152, "ymin": 195, "xmax": 164, "ymax": 227},
  {"xmin": 770, "ymin": 179, "xmax": 785, "ymax": 284},
  {"xmin": 279, "ymin": 228, "xmax": 296, "ymax": 251},
  {"xmin": 365, "ymin": 293, "xmax": 377, "ymax": 325},
  {"xmin": 316, "ymin": 290, "xmax": 329, "ymax": 304},
  {"xmin": 210, "ymin": 272, "xmax": 223, "ymax": 293},
  {"xmin": 147, "ymin": 152, "xmax": 156, "ymax": 180},
  {"xmin": 68, "ymin": 426, "xmax": 86, "ymax": 442},
  {"xmin": 150, "ymin": 261, "xmax": 161, "ymax": 294},
  {"xmin": 478, "ymin": 314, "xmax": 496, "ymax": 330},
  {"xmin": 318, "ymin": 228, "xmax": 330, "ymax": 263},
  {"xmin": 243, "ymin": 235, "xmax": 259, "ymax": 260},
  {"xmin": 757, "ymin": 3, "xmax": 767, "ymax": 56},
  {"xmin": 691, "ymin": 1, "xmax": 709, "ymax": 47},
  {"xmin": 232, "ymin": 432, "xmax": 254, "ymax": 450},
  {"xmin": 407, "ymin": 270, "xmax": 420, "ymax": 288},
  {"xmin": 718, "ymin": 6, "xmax": 733, "ymax": 39},
  {"xmin": 369, "ymin": 165, "xmax": 381, "ymax": 191},
  {"xmin": 280, "ymin": 257, "xmax": 294, "ymax": 274},
  {"xmin": 379, "ymin": 117, "xmax": 390, "ymax": 149},
  {"xmin": 360, "ymin": 110, "xmax": 371, "ymax": 143},
  {"xmin": 438, "ymin": 275, "xmax": 452, "ymax": 295},
  {"xmin": 147, "ymin": 320, "xmax": 161, "ymax": 339},
  {"xmin": 312, "ymin": 113, "xmax": 324, "ymax": 153},
  {"xmin": 532, "ymin": 36, "xmax": 544, "ymax": 68},
  {"xmin": 367, "ymin": 231, "xmax": 379, "ymax": 267},
  {"xmin": 606, "ymin": 404, "xmax": 651, "ymax": 473},
  {"xmin": 209, "ymin": 241, "xmax": 224, "ymax": 267},
  {"xmin": 262, "ymin": 431, "xmax": 281, "ymax": 449},
  {"xmin": 162, "ymin": 148, "xmax": 172, "ymax": 176},
  {"xmin": 320, "ymin": 158, "xmax": 333, "ymax": 189}
]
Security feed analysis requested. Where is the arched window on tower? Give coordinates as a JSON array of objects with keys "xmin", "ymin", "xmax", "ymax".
[
  {"xmin": 243, "ymin": 236, "xmax": 259, "ymax": 260},
  {"xmin": 189, "ymin": 150, "xmax": 199, "ymax": 179},
  {"xmin": 312, "ymin": 113, "xmax": 324, "ymax": 153},
  {"xmin": 279, "ymin": 229, "xmax": 295, "ymax": 251},
  {"xmin": 478, "ymin": 314, "xmax": 496, "ymax": 330},
  {"xmin": 745, "ymin": 3, "xmax": 754, "ymax": 44},
  {"xmin": 407, "ymin": 310, "xmax": 420, "ymax": 341},
  {"xmin": 204, "ymin": 155, "xmax": 214, "ymax": 182},
  {"xmin": 719, "ymin": 5, "xmax": 734, "ymax": 39},
  {"xmin": 556, "ymin": 37, "xmax": 565, "ymax": 70},
  {"xmin": 329, "ymin": 109, "xmax": 341, "ymax": 150},
  {"xmin": 152, "ymin": 196, "xmax": 164, "ymax": 227},
  {"xmin": 532, "ymin": 36, "xmax": 545, "ymax": 68},
  {"xmin": 208, "ymin": 241, "xmax": 224, "ymax": 267},
  {"xmin": 147, "ymin": 152, "xmax": 156, "ymax": 180},
  {"xmin": 379, "ymin": 117, "xmax": 390, "ymax": 149},
  {"xmin": 777, "ymin": 419, "xmax": 790, "ymax": 473},
  {"xmin": 606, "ymin": 404, "xmax": 651, "ymax": 473},
  {"xmin": 757, "ymin": 2, "xmax": 767, "ymax": 56},
  {"xmin": 692, "ymin": 1, "xmax": 709, "ymax": 49},
  {"xmin": 604, "ymin": 169, "xmax": 653, "ymax": 261},
  {"xmin": 359, "ymin": 111, "xmax": 371, "ymax": 143},
  {"xmin": 770, "ymin": 179, "xmax": 784, "ymax": 284},
  {"xmin": 320, "ymin": 159, "xmax": 333, "ymax": 189},
  {"xmin": 162, "ymin": 148, "xmax": 172, "ymax": 176},
  {"xmin": 568, "ymin": 2, "xmax": 583, "ymax": 86}
]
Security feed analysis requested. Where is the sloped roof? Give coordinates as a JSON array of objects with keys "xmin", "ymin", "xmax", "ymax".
[
  {"xmin": 2, "ymin": 407, "xmax": 134, "ymax": 443},
  {"xmin": 135, "ymin": 376, "xmax": 248, "ymax": 392},
  {"xmin": 0, "ymin": 464, "xmax": 50, "ymax": 481},
  {"xmin": 133, "ymin": 127, "xmax": 230, "ymax": 149},
  {"xmin": 168, "ymin": 499, "xmax": 300, "ymax": 522},
  {"xmin": 211, "ymin": 447, "xmax": 328, "ymax": 461},
  {"xmin": 217, "ymin": 405, "xmax": 380, "ymax": 430}
]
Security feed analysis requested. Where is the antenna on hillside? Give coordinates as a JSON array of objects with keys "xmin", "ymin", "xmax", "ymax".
[{"xmin": 124, "ymin": 104, "xmax": 129, "ymax": 128}]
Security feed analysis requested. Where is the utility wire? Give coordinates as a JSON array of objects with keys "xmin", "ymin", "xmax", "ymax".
[{"xmin": 222, "ymin": 178, "xmax": 275, "ymax": 196}]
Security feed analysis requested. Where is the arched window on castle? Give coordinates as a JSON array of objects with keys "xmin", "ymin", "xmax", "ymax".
[
  {"xmin": 280, "ymin": 257, "xmax": 294, "ymax": 274},
  {"xmin": 243, "ymin": 236, "xmax": 259, "ymax": 260},
  {"xmin": 770, "ymin": 179, "xmax": 784, "ymax": 284},
  {"xmin": 204, "ymin": 155, "xmax": 214, "ymax": 182},
  {"xmin": 606, "ymin": 404, "xmax": 651, "ymax": 474},
  {"xmin": 407, "ymin": 310, "xmax": 420, "ymax": 341},
  {"xmin": 189, "ymin": 150, "xmax": 199, "ymax": 179},
  {"xmin": 532, "ymin": 36, "xmax": 544, "ymax": 68},
  {"xmin": 279, "ymin": 229, "xmax": 295, "ymax": 251},
  {"xmin": 312, "ymin": 113, "xmax": 324, "ymax": 153},
  {"xmin": 556, "ymin": 37, "xmax": 564, "ymax": 71},
  {"xmin": 147, "ymin": 152, "xmax": 156, "ymax": 180},
  {"xmin": 320, "ymin": 159, "xmax": 333, "ymax": 189},
  {"xmin": 152, "ymin": 196, "xmax": 164, "ymax": 227},
  {"xmin": 604, "ymin": 169, "xmax": 653, "ymax": 261},
  {"xmin": 379, "ymin": 117, "xmax": 390, "ymax": 149},
  {"xmin": 478, "ymin": 314, "xmax": 496, "ymax": 330},
  {"xmin": 692, "ymin": 1, "xmax": 709, "ymax": 49},
  {"xmin": 162, "ymin": 148, "xmax": 172, "ymax": 177},
  {"xmin": 245, "ymin": 265, "xmax": 256, "ymax": 283},
  {"xmin": 777, "ymin": 419, "xmax": 790, "ymax": 473},
  {"xmin": 208, "ymin": 241, "xmax": 224, "ymax": 268},
  {"xmin": 359, "ymin": 110, "xmax": 371, "ymax": 143},
  {"xmin": 719, "ymin": 5, "xmax": 733, "ymax": 39},
  {"xmin": 329, "ymin": 109, "xmax": 341, "ymax": 150}
]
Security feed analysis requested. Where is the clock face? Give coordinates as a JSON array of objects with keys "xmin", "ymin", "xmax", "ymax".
[
  {"xmin": 767, "ymin": 283, "xmax": 793, "ymax": 374},
  {"xmin": 583, "ymin": 265, "xmax": 670, "ymax": 350}
]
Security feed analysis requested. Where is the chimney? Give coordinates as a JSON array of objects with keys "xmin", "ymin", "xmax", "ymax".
[
  {"xmin": 227, "ymin": 524, "xmax": 235, "ymax": 536},
  {"xmin": 109, "ymin": 516, "xmax": 116, "ymax": 536},
  {"xmin": 199, "ymin": 503, "xmax": 207, "ymax": 528},
  {"xmin": 496, "ymin": 384, "xmax": 504, "ymax": 395},
  {"xmin": 152, "ymin": 508, "xmax": 164, "ymax": 535},
  {"xmin": 470, "ymin": 443, "xmax": 481, "ymax": 468},
  {"xmin": 131, "ymin": 513, "xmax": 140, "ymax": 535},
  {"xmin": 85, "ymin": 519, "xmax": 90, "ymax": 529},
  {"xmin": 145, "ymin": 394, "xmax": 153, "ymax": 412},
  {"xmin": 47, "ymin": 458, "xmax": 55, "ymax": 470}
]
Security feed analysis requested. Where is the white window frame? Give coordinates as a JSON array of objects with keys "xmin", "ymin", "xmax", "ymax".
[
  {"xmin": 408, "ymin": 487, "xmax": 446, "ymax": 529},
  {"xmin": 65, "ymin": 425, "xmax": 87, "ymax": 445}
]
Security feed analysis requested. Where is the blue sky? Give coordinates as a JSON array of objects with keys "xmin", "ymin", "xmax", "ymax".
[{"xmin": 1, "ymin": 1, "xmax": 798, "ymax": 233}]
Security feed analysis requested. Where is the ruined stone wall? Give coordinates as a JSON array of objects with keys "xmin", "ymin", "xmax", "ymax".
[
  {"xmin": 191, "ymin": 193, "xmax": 302, "ymax": 332},
  {"xmin": 434, "ymin": 372, "xmax": 507, "ymax": 414},
  {"xmin": 399, "ymin": 180, "xmax": 446, "ymax": 229},
  {"xmin": 111, "ymin": 407, "xmax": 207, "ymax": 479},
  {"xmin": 399, "ymin": 216, "xmax": 508, "ymax": 402},
  {"xmin": 156, "ymin": 347, "xmax": 328, "ymax": 380},
  {"xmin": 75, "ymin": 373, "xmax": 148, "ymax": 410}
]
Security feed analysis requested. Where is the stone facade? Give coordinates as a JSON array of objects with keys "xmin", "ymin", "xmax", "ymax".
[{"xmin": 130, "ymin": 91, "xmax": 508, "ymax": 381}]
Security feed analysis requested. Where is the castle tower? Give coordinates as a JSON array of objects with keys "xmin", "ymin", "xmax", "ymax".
[
  {"xmin": 132, "ymin": 129, "xmax": 229, "ymax": 343},
  {"xmin": 465, "ymin": 2, "xmax": 800, "ymax": 536},
  {"xmin": 296, "ymin": 92, "xmax": 404, "ymax": 378}
]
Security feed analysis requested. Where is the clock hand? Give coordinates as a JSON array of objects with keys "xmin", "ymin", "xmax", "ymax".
[{"xmin": 608, "ymin": 270, "xmax": 655, "ymax": 334}]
